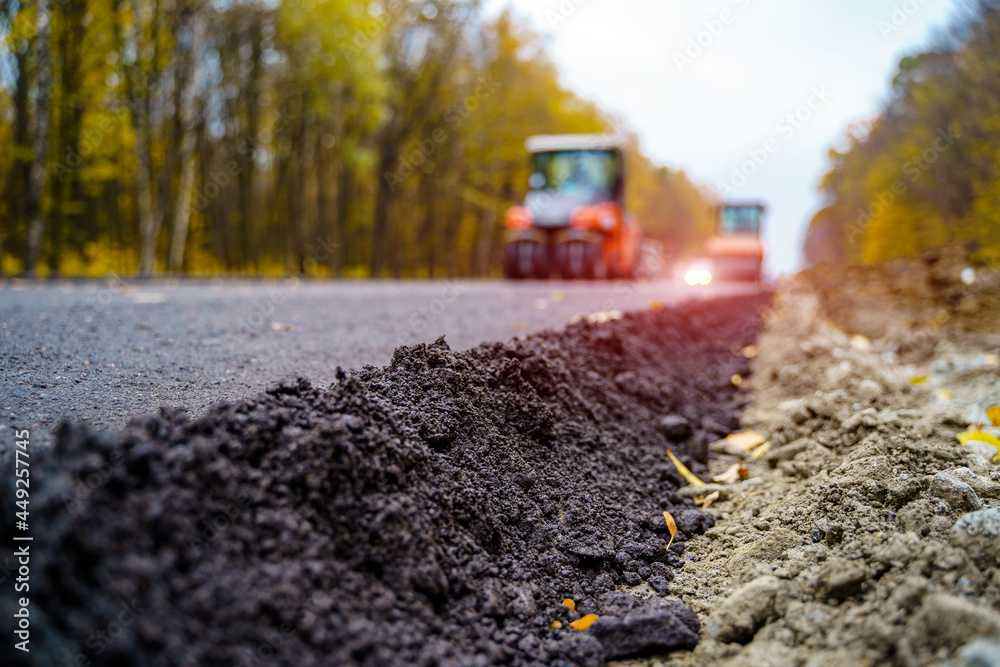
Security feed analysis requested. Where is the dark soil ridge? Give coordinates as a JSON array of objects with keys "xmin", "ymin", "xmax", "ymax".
[{"xmin": 0, "ymin": 293, "xmax": 771, "ymax": 667}]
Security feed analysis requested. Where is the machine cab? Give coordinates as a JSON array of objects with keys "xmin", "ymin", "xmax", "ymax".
[{"xmin": 523, "ymin": 136, "xmax": 624, "ymax": 228}]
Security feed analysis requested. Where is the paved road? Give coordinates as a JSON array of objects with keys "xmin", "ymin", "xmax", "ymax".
[{"xmin": 0, "ymin": 277, "xmax": 759, "ymax": 446}]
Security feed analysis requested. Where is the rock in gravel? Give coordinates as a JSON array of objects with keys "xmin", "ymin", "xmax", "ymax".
[
  {"xmin": 930, "ymin": 471, "xmax": 983, "ymax": 512},
  {"xmin": 725, "ymin": 528, "xmax": 800, "ymax": 579},
  {"xmin": 707, "ymin": 575, "xmax": 784, "ymax": 643},
  {"xmin": 589, "ymin": 595, "xmax": 700, "ymax": 659},
  {"xmin": 948, "ymin": 467, "xmax": 1000, "ymax": 500},
  {"xmin": 656, "ymin": 415, "xmax": 693, "ymax": 441},
  {"xmin": 951, "ymin": 507, "xmax": 1000, "ymax": 568},
  {"xmin": 901, "ymin": 593, "xmax": 1000, "ymax": 657},
  {"xmin": 951, "ymin": 638, "xmax": 1000, "ymax": 667},
  {"xmin": 815, "ymin": 557, "xmax": 867, "ymax": 600}
]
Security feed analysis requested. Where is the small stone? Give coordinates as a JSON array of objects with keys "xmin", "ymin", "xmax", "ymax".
[
  {"xmin": 656, "ymin": 415, "xmax": 692, "ymax": 442},
  {"xmin": 929, "ymin": 472, "xmax": 982, "ymax": 512},
  {"xmin": 816, "ymin": 557, "xmax": 867, "ymax": 600},
  {"xmin": 590, "ymin": 598, "xmax": 699, "ymax": 659},
  {"xmin": 953, "ymin": 638, "xmax": 1000, "ymax": 667},
  {"xmin": 902, "ymin": 593, "xmax": 1000, "ymax": 656},
  {"xmin": 948, "ymin": 467, "xmax": 1000, "ymax": 500},
  {"xmin": 647, "ymin": 575, "xmax": 670, "ymax": 594},
  {"xmin": 707, "ymin": 575, "xmax": 783, "ymax": 643},
  {"xmin": 592, "ymin": 573, "xmax": 614, "ymax": 593},
  {"xmin": 951, "ymin": 507, "xmax": 1000, "ymax": 568},
  {"xmin": 504, "ymin": 585, "xmax": 537, "ymax": 617},
  {"xmin": 966, "ymin": 441, "xmax": 1000, "ymax": 461}
]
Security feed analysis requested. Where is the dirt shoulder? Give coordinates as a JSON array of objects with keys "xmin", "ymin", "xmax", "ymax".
[{"xmin": 632, "ymin": 248, "xmax": 1000, "ymax": 667}]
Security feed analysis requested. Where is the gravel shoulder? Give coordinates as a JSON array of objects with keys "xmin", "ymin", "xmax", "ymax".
[{"xmin": 628, "ymin": 246, "xmax": 1000, "ymax": 667}]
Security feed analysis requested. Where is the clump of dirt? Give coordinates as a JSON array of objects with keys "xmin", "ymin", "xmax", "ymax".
[
  {"xmin": 640, "ymin": 264, "xmax": 1000, "ymax": 667},
  {"xmin": 0, "ymin": 294, "xmax": 770, "ymax": 667},
  {"xmin": 803, "ymin": 240, "xmax": 1000, "ymax": 339}
]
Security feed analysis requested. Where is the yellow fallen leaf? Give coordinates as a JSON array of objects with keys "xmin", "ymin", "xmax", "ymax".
[
  {"xmin": 725, "ymin": 430, "xmax": 765, "ymax": 452},
  {"xmin": 731, "ymin": 374, "xmax": 743, "ymax": 387},
  {"xmin": 712, "ymin": 463, "xmax": 747, "ymax": 484},
  {"xmin": 742, "ymin": 345, "xmax": 758, "ymax": 359},
  {"xmin": 569, "ymin": 614, "xmax": 599, "ymax": 631},
  {"xmin": 694, "ymin": 490, "xmax": 721, "ymax": 509},
  {"xmin": 663, "ymin": 510, "xmax": 678, "ymax": 551},
  {"xmin": 957, "ymin": 430, "xmax": 1000, "ymax": 461},
  {"xmin": 562, "ymin": 599, "xmax": 575, "ymax": 611},
  {"xmin": 750, "ymin": 442, "xmax": 771, "ymax": 460},
  {"xmin": 550, "ymin": 621, "xmax": 563, "ymax": 629},
  {"xmin": 909, "ymin": 375, "xmax": 929, "ymax": 385},
  {"xmin": 936, "ymin": 389, "xmax": 954, "ymax": 401},
  {"xmin": 988, "ymin": 406, "xmax": 1000, "ymax": 428},
  {"xmin": 667, "ymin": 450, "xmax": 705, "ymax": 486}
]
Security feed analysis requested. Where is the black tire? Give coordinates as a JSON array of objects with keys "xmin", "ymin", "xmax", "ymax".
[
  {"xmin": 504, "ymin": 241, "xmax": 548, "ymax": 280},
  {"xmin": 533, "ymin": 243, "xmax": 550, "ymax": 280},
  {"xmin": 503, "ymin": 243, "xmax": 528, "ymax": 280},
  {"xmin": 559, "ymin": 241, "xmax": 599, "ymax": 280}
]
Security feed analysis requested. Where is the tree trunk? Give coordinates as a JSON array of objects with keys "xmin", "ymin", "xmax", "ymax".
[
  {"xmin": 419, "ymin": 175, "xmax": 436, "ymax": 277},
  {"xmin": 168, "ymin": 5, "xmax": 204, "ymax": 272},
  {"xmin": 240, "ymin": 14, "xmax": 262, "ymax": 271},
  {"xmin": 47, "ymin": 0, "xmax": 87, "ymax": 276},
  {"xmin": 127, "ymin": 0, "xmax": 159, "ymax": 278},
  {"xmin": 288, "ymin": 94, "xmax": 308, "ymax": 274},
  {"xmin": 476, "ymin": 204, "xmax": 497, "ymax": 277},
  {"xmin": 370, "ymin": 126, "xmax": 401, "ymax": 277},
  {"xmin": 3, "ymin": 1, "xmax": 30, "ymax": 275},
  {"xmin": 335, "ymin": 149, "xmax": 352, "ymax": 276},
  {"xmin": 23, "ymin": 0, "xmax": 52, "ymax": 277}
]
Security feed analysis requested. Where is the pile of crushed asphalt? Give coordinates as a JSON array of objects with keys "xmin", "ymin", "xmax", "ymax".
[
  {"xmin": 642, "ymin": 251, "xmax": 1000, "ymax": 667},
  {"xmin": 0, "ymin": 293, "xmax": 771, "ymax": 667}
]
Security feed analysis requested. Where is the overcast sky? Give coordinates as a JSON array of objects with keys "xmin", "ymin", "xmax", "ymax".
[{"xmin": 483, "ymin": 0, "xmax": 958, "ymax": 276}]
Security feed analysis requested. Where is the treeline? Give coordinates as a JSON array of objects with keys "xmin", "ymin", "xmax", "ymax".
[
  {"xmin": 806, "ymin": 0, "xmax": 1000, "ymax": 268},
  {"xmin": 0, "ymin": 0, "xmax": 714, "ymax": 278}
]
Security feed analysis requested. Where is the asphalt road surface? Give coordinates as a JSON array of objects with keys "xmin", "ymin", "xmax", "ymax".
[{"xmin": 0, "ymin": 277, "xmax": 759, "ymax": 447}]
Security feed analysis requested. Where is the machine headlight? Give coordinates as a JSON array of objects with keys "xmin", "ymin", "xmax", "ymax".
[
  {"xmin": 599, "ymin": 214, "xmax": 616, "ymax": 230},
  {"xmin": 684, "ymin": 269, "xmax": 713, "ymax": 286}
]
